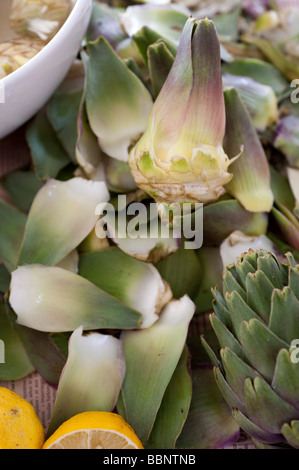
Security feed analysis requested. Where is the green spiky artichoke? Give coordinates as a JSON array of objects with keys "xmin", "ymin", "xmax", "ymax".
[{"xmin": 203, "ymin": 249, "xmax": 299, "ymax": 449}]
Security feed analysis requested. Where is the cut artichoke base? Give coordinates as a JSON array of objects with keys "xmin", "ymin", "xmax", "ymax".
[
  {"xmin": 134, "ymin": 177, "xmax": 232, "ymax": 205},
  {"xmin": 130, "ymin": 152, "xmax": 239, "ymax": 204}
]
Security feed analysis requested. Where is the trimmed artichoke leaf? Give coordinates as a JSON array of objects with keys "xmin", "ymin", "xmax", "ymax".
[
  {"xmin": 222, "ymin": 58, "xmax": 289, "ymax": 96},
  {"xmin": 272, "ymin": 349, "xmax": 299, "ymax": 412},
  {"xmin": 209, "ymin": 313, "xmax": 243, "ymax": 358},
  {"xmin": 256, "ymin": 250, "xmax": 288, "ymax": 290},
  {"xmin": 176, "ymin": 366, "xmax": 240, "ymax": 449},
  {"xmin": 194, "ymin": 247, "xmax": 223, "ymax": 314},
  {"xmin": 86, "ymin": 1, "xmax": 127, "ymax": 47},
  {"xmin": 213, "ymin": 366, "xmax": 246, "ymax": 414},
  {"xmin": 269, "ymin": 287, "xmax": 299, "ymax": 344},
  {"xmin": 124, "ymin": 56, "xmax": 143, "ymax": 79},
  {"xmin": 0, "ymin": 298, "xmax": 34, "ymax": 381},
  {"xmin": 118, "ymin": 295, "xmax": 195, "ymax": 445},
  {"xmin": 212, "ymin": 3, "xmax": 241, "ymax": 41},
  {"xmin": 276, "ymin": 200, "xmax": 299, "ymax": 231},
  {"xmin": 203, "ymin": 199, "xmax": 268, "ymax": 246},
  {"xmin": 97, "ymin": 203, "xmax": 180, "ymax": 264},
  {"xmin": 232, "ymin": 258, "xmax": 258, "ymax": 292},
  {"xmin": 274, "ymin": 116, "xmax": 299, "ymax": 169},
  {"xmin": 252, "ymin": 439, "xmax": 289, "ymax": 449},
  {"xmin": 287, "ymin": 167, "xmax": 299, "ymax": 212},
  {"xmin": 147, "ymin": 40, "xmax": 175, "ymax": 99},
  {"xmin": 0, "ymin": 265, "xmax": 10, "ymax": 294},
  {"xmin": 155, "ymin": 242, "xmax": 201, "ymax": 302},
  {"xmin": 267, "ymin": 233, "xmax": 299, "ymax": 265},
  {"xmin": 285, "ymin": 252, "xmax": 298, "ymax": 269},
  {"xmin": 47, "ymin": 89, "xmax": 83, "ymax": 164},
  {"xmin": 270, "ymin": 165, "xmax": 296, "ymax": 212},
  {"xmin": 18, "ymin": 177, "xmax": 110, "ymax": 267},
  {"xmin": 223, "ymin": 74, "xmax": 279, "ymax": 131},
  {"xmin": 1, "ymin": 170, "xmax": 43, "ymax": 214},
  {"xmin": 220, "ymin": 347, "xmax": 260, "ymax": 404},
  {"xmin": 76, "ymin": 101, "xmax": 103, "ymax": 178},
  {"xmin": 225, "ymin": 290, "xmax": 260, "ymax": 343},
  {"xmin": 78, "ymin": 248, "xmax": 172, "ymax": 329},
  {"xmin": 289, "ymin": 265, "xmax": 299, "ymax": 301},
  {"xmin": 200, "ymin": 334, "xmax": 221, "ymax": 368},
  {"xmin": 211, "ymin": 288, "xmax": 233, "ymax": 331},
  {"xmin": 245, "ymin": 270, "xmax": 278, "ymax": 323},
  {"xmin": 46, "ymin": 59, "xmax": 86, "ymax": 163},
  {"xmin": 47, "ymin": 326, "xmax": 126, "ymax": 437},
  {"xmin": 223, "ymin": 87, "xmax": 274, "ymax": 213},
  {"xmin": 120, "ymin": 4, "xmax": 188, "ymax": 47},
  {"xmin": 4, "ymin": 297, "xmax": 66, "ymax": 386},
  {"xmin": 239, "ymin": 319, "xmax": 289, "ymax": 383},
  {"xmin": 116, "ymin": 36, "xmax": 144, "ymax": 65},
  {"xmin": 49, "ymin": 332, "xmax": 70, "ymax": 360},
  {"xmin": 193, "ymin": 0, "xmax": 241, "ymax": 18},
  {"xmin": 188, "ymin": 328, "xmax": 220, "ymax": 367},
  {"xmin": 132, "ymin": 25, "xmax": 177, "ymax": 64},
  {"xmin": 85, "ymin": 36, "xmax": 153, "ymax": 162},
  {"xmin": 26, "ymin": 108, "xmax": 71, "ymax": 180},
  {"xmin": 220, "ymin": 231, "xmax": 277, "ymax": 272},
  {"xmin": 55, "ymin": 250, "xmax": 79, "ymax": 274},
  {"xmin": 223, "ymin": 270, "xmax": 247, "ymax": 301},
  {"xmin": 241, "ymin": 34, "xmax": 299, "ymax": 82},
  {"xmin": 146, "ymin": 346, "xmax": 192, "ymax": 449},
  {"xmin": 0, "ymin": 199, "xmax": 26, "ymax": 273},
  {"xmin": 78, "ymin": 228, "xmax": 110, "ymax": 254},
  {"xmin": 232, "ymin": 409, "xmax": 284, "ymax": 445},
  {"xmin": 244, "ymin": 376, "xmax": 299, "ymax": 435},
  {"xmin": 272, "ymin": 206, "xmax": 299, "ymax": 251},
  {"xmin": 75, "ymin": 50, "xmax": 103, "ymax": 179},
  {"xmin": 282, "ymin": 421, "xmax": 299, "ymax": 449},
  {"xmin": 9, "ymin": 265, "xmax": 142, "ymax": 332},
  {"xmin": 100, "ymin": 154, "xmax": 138, "ymax": 194},
  {"xmin": 240, "ymin": 250, "xmax": 259, "ymax": 270}
]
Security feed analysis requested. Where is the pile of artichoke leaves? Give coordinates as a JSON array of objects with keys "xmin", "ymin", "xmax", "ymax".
[{"xmin": 1, "ymin": 0, "xmax": 299, "ymax": 450}]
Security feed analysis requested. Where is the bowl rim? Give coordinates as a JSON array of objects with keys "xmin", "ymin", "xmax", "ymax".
[{"xmin": 1, "ymin": 0, "xmax": 92, "ymax": 84}]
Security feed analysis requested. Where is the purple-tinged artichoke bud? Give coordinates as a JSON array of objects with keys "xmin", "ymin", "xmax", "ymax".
[{"xmin": 129, "ymin": 17, "xmax": 239, "ymax": 204}]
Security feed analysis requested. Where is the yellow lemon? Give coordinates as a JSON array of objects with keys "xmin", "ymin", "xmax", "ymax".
[
  {"xmin": 43, "ymin": 411, "xmax": 144, "ymax": 449},
  {"xmin": 0, "ymin": 386, "xmax": 44, "ymax": 449}
]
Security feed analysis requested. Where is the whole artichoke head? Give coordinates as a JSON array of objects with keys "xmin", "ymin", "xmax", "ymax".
[{"xmin": 203, "ymin": 249, "xmax": 299, "ymax": 449}]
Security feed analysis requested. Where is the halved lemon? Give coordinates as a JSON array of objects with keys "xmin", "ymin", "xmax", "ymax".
[{"xmin": 43, "ymin": 411, "xmax": 143, "ymax": 449}]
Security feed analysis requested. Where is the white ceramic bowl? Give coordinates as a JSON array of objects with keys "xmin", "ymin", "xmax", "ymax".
[{"xmin": 0, "ymin": 0, "xmax": 93, "ymax": 140}]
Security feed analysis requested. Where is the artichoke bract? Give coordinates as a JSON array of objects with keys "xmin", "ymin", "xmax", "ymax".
[
  {"xmin": 203, "ymin": 249, "xmax": 299, "ymax": 449},
  {"xmin": 129, "ymin": 17, "xmax": 239, "ymax": 205}
]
